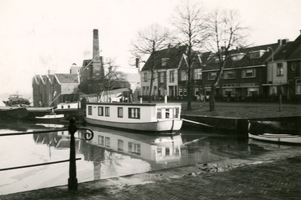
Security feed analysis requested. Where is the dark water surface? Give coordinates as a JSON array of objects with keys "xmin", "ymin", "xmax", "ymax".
[{"xmin": 0, "ymin": 120, "xmax": 299, "ymax": 195}]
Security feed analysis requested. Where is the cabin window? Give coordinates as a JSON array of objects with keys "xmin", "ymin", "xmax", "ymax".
[
  {"xmin": 174, "ymin": 108, "xmax": 179, "ymax": 118},
  {"xmin": 105, "ymin": 107, "xmax": 110, "ymax": 117},
  {"xmin": 61, "ymin": 105, "xmax": 64, "ymax": 109},
  {"xmin": 118, "ymin": 107, "xmax": 123, "ymax": 118},
  {"xmin": 98, "ymin": 135, "xmax": 104, "ymax": 146},
  {"xmin": 157, "ymin": 109, "xmax": 162, "ymax": 119},
  {"xmin": 98, "ymin": 106, "xmax": 103, "ymax": 116},
  {"xmin": 68, "ymin": 105, "xmax": 70, "ymax": 108},
  {"xmin": 128, "ymin": 142, "xmax": 141, "ymax": 155},
  {"xmin": 105, "ymin": 137, "xmax": 110, "ymax": 147},
  {"xmin": 128, "ymin": 108, "xmax": 140, "ymax": 119},
  {"xmin": 88, "ymin": 106, "xmax": 92, "ymax": 115},
  {"xmin": 165, "ymin": 109, "xmax": 170, "ymax": 118},
  {"xmin": 118, "ymin": 139, "xmax": 124, "ymax": 151}
]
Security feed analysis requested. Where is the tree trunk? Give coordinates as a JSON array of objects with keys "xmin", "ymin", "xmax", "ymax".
[{"xmin": 209, "ymin": 84, "xmax": 216, "ymax": 111}]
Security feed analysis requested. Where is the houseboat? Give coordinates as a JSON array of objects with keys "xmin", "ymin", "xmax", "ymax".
[{"xmin": 85, "ymin": 102, "xmax": 183, "ymax": 132}]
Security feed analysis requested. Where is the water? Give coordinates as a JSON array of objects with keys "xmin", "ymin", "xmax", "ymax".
[{"xmin": 0, "ymin": 121, "xmax": 300, "ymax": 195}]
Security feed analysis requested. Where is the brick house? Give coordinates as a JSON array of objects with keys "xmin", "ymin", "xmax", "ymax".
[
  {"xmin": 282, "ymin": 32, "xmax": 301, "ymax": 101},
  {"xmin": 32, "ymin": 66, "xmax": 80, "ymax": 107},
  {"xmin": 140, "ymin": 45, "xmax": 203, "ymax": 101},
  {"xmin": 202, "ymin": 41, "xmax": 287, "ymax": 102}
]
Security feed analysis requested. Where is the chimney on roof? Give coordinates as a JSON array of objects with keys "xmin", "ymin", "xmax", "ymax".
[
  {"xmin": 278, "ymin": 39, "xmax": 289, "ymax": 46},
  {"xmin": 92, "ymin": 29, "xmax": 104, "ymax": 78}
]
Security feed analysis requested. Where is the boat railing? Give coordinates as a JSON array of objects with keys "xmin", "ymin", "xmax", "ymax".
[{"xmin": 0, "ymin": 118, "xmax": 94, "ymax": 191}]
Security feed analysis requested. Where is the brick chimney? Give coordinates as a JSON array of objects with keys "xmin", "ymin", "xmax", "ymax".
[{"xmin": 92, "ymin": 29, "xmax": 103, "ymax": 78}]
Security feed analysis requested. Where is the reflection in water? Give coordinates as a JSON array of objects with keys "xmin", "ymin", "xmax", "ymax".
[{"xmin": 1, "ymin": 121, "xmax": 300, "ymax": 195}]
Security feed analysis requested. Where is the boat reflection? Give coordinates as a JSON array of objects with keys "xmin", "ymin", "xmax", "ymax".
[{"xmin": 80, "ymin": 125, "xmax": 182, "ymax": 163}]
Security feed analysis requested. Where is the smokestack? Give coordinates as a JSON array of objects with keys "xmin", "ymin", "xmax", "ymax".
[
  {"xmin": 92, "ymin": 29, "xmax": 103, "ymax": 77},
  {"xmin": 93, "ymin": 29, "xmax": 100, "ymax": 62}
]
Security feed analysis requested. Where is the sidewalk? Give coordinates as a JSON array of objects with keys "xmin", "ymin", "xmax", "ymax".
[{"xmin": 1, "ymin": 155, "xmax": 301, "ymax": 200}]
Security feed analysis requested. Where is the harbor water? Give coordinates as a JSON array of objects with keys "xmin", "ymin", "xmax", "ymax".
[{"xmin": 0, "ymin": 120, "xmax": 300, "ymax": 195}]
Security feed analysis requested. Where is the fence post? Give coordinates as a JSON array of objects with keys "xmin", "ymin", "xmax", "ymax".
[{"xmin": 68, "ymin": 117, "xmax": 78, "ymax": 191}]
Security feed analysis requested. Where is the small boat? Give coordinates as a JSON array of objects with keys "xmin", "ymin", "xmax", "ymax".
[
  {"xmin": 248, "ymin": 133, "xmax": 301, "ymax": 144},
  {"xmin": 54, "ymin": 102, "xmax": 84, "ymax": 120},
  {"xmin": 85, "ymin": 102, "xmax": 183, "ymax": 132},
  {"xmin": 35, "ymin": 113, "xmax": 64, "ymax": 122},
  {"xmin": 3, "ymin": 94, "xmax": 30, "ymax": 107},
  {"xmin": 248, "ymin": 120, "xmax": 301, "ymax": 144}
]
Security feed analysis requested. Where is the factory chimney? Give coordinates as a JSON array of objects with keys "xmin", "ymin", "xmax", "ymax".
[{"xmin": 92, "ymin": 29, "xmax": 104, "ymax": 78}]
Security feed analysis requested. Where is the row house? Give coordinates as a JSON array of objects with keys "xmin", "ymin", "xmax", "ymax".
[
  {"xmin": 269, "ymin": 32, "xmax": 301, "ymax": 101},
  {"xmin": 32, "ymin": 65, "xmax": 80, "ymax": 107},
  {"xmin": 202, "ymin": 43, "xmax": 281, "ymax": 101},
  {"xmin": 140, "ymin": 45, "xmax": 203, "ymax": 100}
]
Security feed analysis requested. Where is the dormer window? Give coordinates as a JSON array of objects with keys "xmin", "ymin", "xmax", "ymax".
[
  {"xmin": 231, "ymin": 53, "xmax": 245, "ymax": 61},
  {"xmin": 249, "ymin": 50, "xmax": 266, "ymax": 59},
  {"xmin": 161, "ymin": 58, "xmax": 169, "ymax": 66}
]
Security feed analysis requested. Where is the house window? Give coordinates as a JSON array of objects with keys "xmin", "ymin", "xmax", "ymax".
[
  {"xmin": 128, "ymin": 108, "xmax": 140, "ymax": 119},
  {"xmin": 166, "ymin": 148, "xmax": 170, "ymax": 156},
  {"xmin": 98, "ymin": 106, "xmax": 103, "ymax": 116},
  {"xmin": 118, "ymin": 139, "xmax": 123, "ymax": 151},
  {"xmin": 296, "ymin": 79, "xmax": 301, "ymax": 94},
  {"xmin": 160, "ymin": 72, "xmax": 164, "ymax": 83},
  {"xmin": 208, "ymin": 72, "xmax": 217, "ymax": 80},
  {"xmin": 118, "ymin": 107, "xmax": 123, "ymax": 118},
  {"xmin": 224, "ymin": 71, "xmax": 236, "ymax": 79},
  {"xmin": 88, "ymin": 106, "xmax": 92, "ymax": 115},
  {"xmin": 181, "ymin": 70, "xmax": 187, "ymax": 81},
  {"xmin": 169, "ymin": 70, "xmax": 174, "ymax": 83},
  {"xmin": 98, "ymin": 135, "xmax": 104, "ymax": 146},
  {"xmin": 194, "ymin": 69, "xmax": 202, "ymax": 80},
  {"xmin": 105, "ymin": 107, "xmax": 110, "ymax": 116},
  {"xmin": 161, "ymin": 58, "xmax": 169, "ymax": 66},
  {"xmin": 105, "ymin": 137, "xmax": 110, "ymax": 147},
  {"xmin": 242, "ymin": 69, "xmax": 256, "ymax": 78},
  {"xmin": 143, "ymin": 72, "xmax": 148, "ymax": 82},
  {"xmin": 277, "ymin": 63, "xmax": 283, "ymax": 76},
  {"xmin": 128, "ymin": 142, "xmax": 141, "ymax": 155}
]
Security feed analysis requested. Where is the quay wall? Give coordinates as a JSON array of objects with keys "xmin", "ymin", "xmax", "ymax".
[{"xmin": 181, "ymin": 114, "xmax": 301, "ymax": 139}]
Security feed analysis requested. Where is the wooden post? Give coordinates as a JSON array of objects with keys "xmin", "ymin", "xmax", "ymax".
[{"xmin": 68, "ymin": 117, "xmax": 78, "ymax": 191}]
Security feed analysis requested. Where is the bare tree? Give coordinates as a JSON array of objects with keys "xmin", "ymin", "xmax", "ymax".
[
  {"xmin": 131, "ymin": 24, "xmax": 171, "ymax": 103},
  {"xmin": 171, "ymin": 0, "xmax": 208, "ymax": 110},
  {"xmin": 206, "ymin": 9, "xmax": 248, "ymax": 111}
]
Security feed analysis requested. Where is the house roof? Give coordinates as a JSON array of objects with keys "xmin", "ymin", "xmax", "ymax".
[
  {"xmin": 203, "ymin": 43, "xmax": 279, "ymax": 70},
  {"xmin": 55, "ymin": 74, "xmax": 79, "ymax": 84},
  {"xmin": 141, "ymin": 45, "xmax": 188, "ymax": 71}
]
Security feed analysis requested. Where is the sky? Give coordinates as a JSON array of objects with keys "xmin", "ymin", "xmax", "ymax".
[{"xmin": 0, "ymin": 0, "xmax": 300, "ymax": 95}]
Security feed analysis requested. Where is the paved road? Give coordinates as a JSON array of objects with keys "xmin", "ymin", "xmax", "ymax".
[{"xmin": 1, "ymin": 155, "xmax": 301, "ymax": 200}]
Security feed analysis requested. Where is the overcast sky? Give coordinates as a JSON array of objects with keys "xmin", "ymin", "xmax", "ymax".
[{"xmin": 0, "ymin": 0, "xmax": 300, "ymax": 95}]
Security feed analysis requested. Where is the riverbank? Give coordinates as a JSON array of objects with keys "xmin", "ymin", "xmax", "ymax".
[{"xmin": 181, "ymin": 101, "xmax": 301, "ymax": 119}]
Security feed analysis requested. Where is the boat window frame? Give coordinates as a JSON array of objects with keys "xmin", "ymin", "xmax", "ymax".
[
  {"xmin": 88, "ymin": 106, "xmax": 92, "ymax": 115},
  {"xmin": 118, "ymin": 107, "xmax": 123, "ymax": 118},
  {"xmin": 128, "ymin": 107, "xmax": 140, "ymax": 119},
  {"xmin": 98, "ymin": 106, "xmax": 104, "ymax": 116},
  {"xmin": 105, "ymin": 107, "xmax": 110, "ymax": 117}
]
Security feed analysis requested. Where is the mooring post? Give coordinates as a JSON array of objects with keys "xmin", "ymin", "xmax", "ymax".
[{"xmin": 68, "ymin": 117, "xmax": 78, "ymax": 191}]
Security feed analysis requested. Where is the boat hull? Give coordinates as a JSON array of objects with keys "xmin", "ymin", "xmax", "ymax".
[
  {"xmin": 34, "ymin": 114, "xmax": 64, "ymax": 123},
  {"xmin": 85, "ymin": 117, "xmax": 183, "ymax": 132},
  {"xmin": 248, "ymin": 133, "xmax": 301, "ymax": 144}
]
